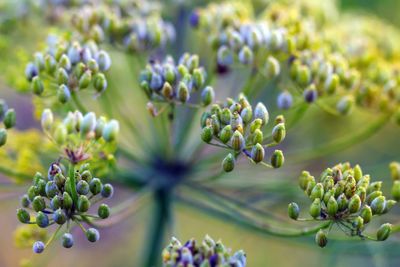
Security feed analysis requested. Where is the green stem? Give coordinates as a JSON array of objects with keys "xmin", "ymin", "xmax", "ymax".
[
  {"xmin": 68, "ymin": 163, "xmax": 78, "ymax": 204},
  {"xmin": 71, "ymin": 91, "xmax": 88, "ymax": 114}
]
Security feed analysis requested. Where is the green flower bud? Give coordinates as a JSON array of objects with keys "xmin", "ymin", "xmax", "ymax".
[
  {"xmin": 177, "ymin": 82, "xmax": 190, "ymax": 103},
  {"xmin": 94, "ymin": 117, "xmax": 106, "ymax": 139},
  {"xmin": 45, "ymin": 181, "xmax": 59, "ymax": 198},
  {"xmin": 161, "ymin": 82, "xmax": 173, "ymax": 100},
  {"xmin": 56, "ymin": 68, "xmax": 69, "ymax": 85},
  {"xmin": 336, "ymin": 95, "xmax": 354, "ymax": 115},
  {"xmin": 32, "ymin": 196, "xmax": 46, "ymax": 212},
  {"xmin": 163, "ymin": 65, "xmax": 176, "ymax": 84},
  {"xmin": 59, "ymin": 54, "xmax": 71, "ymax": 70},
  {"xmin": 230, "ymin": 112, "xmax": 243, "ymax": 132},
  {"xmin": 20, "ymin": 194, "xmax": 30, "ymax": 208},
  {"xmin": 231, "ymin": 130, "xmax": 244, "ymax": 151},
  {"xmin": 371, "ymin": 196, "xmax": 386, "ymax": 215},
  {"xmin": 383, "ymin": 200, "xmax": 396, "ymax": 213},
  {"xmin": 296, "ymin": 65, "xmax": 311, "ymax": 87},
  {"xmin": 348, "ymin": 194, "xmax": 361, "ymax": 213},
  {"xmin": 353, "ymin": 164, "xmax": 363, "ymax": 182},
  {"xmin": 41, "ymin": 109, "xmax": 53, "ymax": 132},
  {"xmin": 17, "ymin": 208, "xmax": 30, "ymax": 223},
  {"xmin": 254, "ymin": 103, "xmax": 269, "ymax": 125},
  {"xmin": 219, "ymin": 125, "xmax": 232, "ymax": 143},
  {"xmin": 193, "ymin": 68, "xmax": 205, "ymax": 89},
  {"xmin": 36, "ymin": 211, "xmax": 49, "ymax": 228},
  {"xmin": 201, "ymin": 126, "xmax": 213, "ymax": 143},
  {"xmin": 89, "ymin": 178, "xmax": 103, "ymax": 195},
  {"xmin": 63, "ymin": 192, "xmax": 73, "ymax": 210},
  {"xmin": 251, "ymin": 143, "xmax": 265, "ymax": 163},
  {"xmin": 98, "ymin": 203, "xmax": 110, "ymax": 219},
  {"xmin": 74, "ymin": 62, "xmax": 86, "ymax": 79},
  {"xmin": 81, "ymin": 112, "xmax": 96, "ymax": 137},
  {"xmin": 54, "ymin": 173, "xmax": 66, "ymax": 189},
  {"xmin": 44, "ymin": 55, "xmax": 56, "ymax": 74},
  {"xmin": 211, "ymin": 114, "xmax": 220, "ymax": 135},
  {"xmin": 352, "ymin": 216, "xmax": 364, "ymax": 230},
  {"xmin": 201, "ymin": 86, "xmax": 214, "ymax": 106},
  {"xmin": 86, "ymin": 228, "xmax": 100, "ymax": 242},
  {"xmin": 32, "ymin": 76, "xmax": 44, "ymax": 95},
  {"xmin": 366, "ymin": 190, "xmax": 382, "ymax": 205},
  {"xmin": 327, "ymin": 196, "xmax": 338, "ymax": 216},
  {"xmin": 377, "ymin": 223, "xmax": 392, "ymax": 241},
  {"xmin": 222, "ymin": 153, "xmax": 235, "ymax": 172},
  {"xmin": 310, "ymin": 183, "xmax": 324, "ymax": 200},
  {"xmin": 272, "ymin": 123, "xmax": 286, "ymax": 143},
  {"xmin": 238, "ymin": 46, "xmax": 253, "ymax": 64},
  {"xmin": 390, "ymin": 162, "xmax": 400, "ymax": 181},
  {"xmin": 271, "ymin": 150, "xmax": 284, "ymax": 168},
  {"xmin": 299, "ymin": 171, "xmax": 313, "ymax": 190},
  {"xmin": 4, "ymin": 109, "xmax": 16, "ymax": 129},
  {"xmin": 0, "ymin": 129, "xmax": 7, "ymax": 147},
  {"xmin": 323, "ymin": 189, "xmax": 334, "ymax": 205},
  {"xmin": 57, "ymin": 84, "xmax": 71, "ymax": 104},
  {"xmin": 77, "ymin": 195, "xmax": 90, "ymax": 212},
  {"xmin": 392, "ymin": 181, "xmax": 400, "ymax": 201},
  {"xmin": 324, "ymin": 73, "xmax": 340, "ymax": 94},
  {"xmin": 79, "ymin": 71, "xmax": 92, "ymax": 89},
  {"xmin": 101, "ymin": 184, "xmax": 114, "ymax": 198},
  {"xmin": 53, "ymin": 208, "xmax": 67, "ymax": 225},
  {"xmin": 288, "ymin": 202, "xmax": 300, "ymax": 220},
  {"xmin": 264, "ymin": 56, "xmax": 280, "ymax": 79},
  {"xmin": 336, "ymin": 193, "xmax": 348, "ymax": 211},
  {"xmin": 240, "ymin": 106, "xmax": 253, "ymax": 124},
  {"xmin": 54, "ymin": 124, "xmax": 67, "ymax": 145},
  {"xmin": 221, "ymin": 108, "xmax": 232, "ymax": 125},
  {"xmin": 50, "ymin": 195, "xmax": 62, "ymax": 210},
  {"xmin": 77, "ymin": 180, "xmax": 90, "ymax": 195},
  {"xmin": 102, "ymin": 120, "xmax": 119, "ymax": 142},
  {"xmin": 356, "ymin": 187, "xmax": 367, "ymax": 203},
  {"xmin": 88, "ymin": 59, "xmax": 99, "ymax": 73},
  {"xmin": 250, "ymin": 119, "xmax": 262, "ymax": 134},
  {"xmin": 360, "ymin": 205, "xmax": 372, "ymax": 223},
  {"xmin": 252, "ymin": 129, "xmax": 263, "ymax": 145},
  {"xmin": 315, "ymin": 230, "xmax": 328, "ymax": 248},
  {"xmin": 309, "ymin": 198, "xmax": 321, "ymax": 218},
  {"xmin": 93, "ymin": 73, "xmax": 107, "ymax": 93},
  {"xmin": 27, "ymin": 186, "xmax": 38, "ymax": 201}
]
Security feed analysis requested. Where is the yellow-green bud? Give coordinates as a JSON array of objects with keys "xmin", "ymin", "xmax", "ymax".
[
  {"xmin": 348, "ymin": 194, "xmax": 361, "ymax": 213},
  {"xmin": 367, "ymin": 182, "xmax": 382, "ymax": 195},
  {"xmin": 240, "ymin": 106, "xmax": 253, "ymax": 124},
  {"xmin": 201, "ymin": 126, "xmax": 213, "ymax": 143},
  {"xmin": 219, "ymin": 125, "xmax": 232, "ymax": 144},
  {"xmin": 93, "ymin": 73, "xmax": 107, "ymax": 93},
  {"xmin": 252, "ymin": 129, "xmax": 263, "ymax": 145},
  {"xmin": 161, "ymin": 82, "xmax": 173, "ymax": 100},
  {"xmin": 81, "ymin": 112, "xmax": 96, "ymax": 137},
  {"xmin": 231, "ymin": 130, "xmax": 244, "ymax": 151},
  {"xmin": 352, "ymin": 216, "xmax": 364, "ymax": 230},
  {"xmin": 57, "ymin": 84, "xmax": 71, "ymax": 104},
  {"xmin": 250, "ymin": 118, "xmax": 262, "ymax": 133},
  {"xmin": 272, "ymin": 123, "xmax": 286, "ymax": 143},
  {"xmin": 377, "ymin": 223, "xmax": 392, "ymax": 241},
  {"xmin": 63, "ymin": 192, "xmax": 73, "ymax": 210},
  {"xmin": 211, "ymin": 114, "xmax": 220, "ymax": 135},
  {"xmin": 391, "ymin": 181, "xmax": 400, "ymax": 201},
  {"xmin": 324, "ymin": 73, "xmax": 340, "ymax": 94},
  {"xmin": 309, "ymin": 198, "xmax": 321, "ymax": 218},
  {"xmin": 221, "ymin": 108, "xmax": 232, "ymax": 125},
  {"xmin": 264, "ymin": 56, "xmax": 280, "ymax": 79},
  {"xmin": 366, "ymin": 190, "xmax": 382, "ymax": 205},
  {"xmin": 102, "ymin": 120, "xmax": 119, "ymax": 142},
  {"xmin": 44, "ymin": 54, "xmax": 56, "ymax": 74},
  {"xmin": 336, "ymin": 95, "xmax": 354, "ymax": 115},
  {"xmin": 360, "ymin": 205, "xmax": 372, "ymax": 223},
  {"xmin": 54, "ymin": 124, "xmax": 67, "ymax": 145},
  {"xmin": 251, "ymin": 143, "xmax": 265, "ymax": 163},
  {"xmin": 56, "ymin": 67, "xmax": 69, "ymax": 85},
  {"xmin": 193, "ymin": 68, "xmax": 205, "ymax": 89},
  {"xmin": 390, "ymin": 162, "xmax": 400, "ymax": 181},
  {"xmin": 17, "ymin": 208, "xmax": 30, "ymax": 223},
  {"xmin": 271, "ymin": 150, "xmax": 284, "ymax": 168},
  {"xmin": 296, "ymin": 65, "xmax": 311, "ymax": 87},
  {"xmin": 77, "ymin": 195, "xmax": 90, "ymax": 212},
  {"xmin": 353, "ymin": 164, "xmax": 363, "ymax": 182},
  {"xmin": 32, "ymin": 76, "xmax": 44, "ymax": 95},
  {"xmin": 383, "ymin": 200, "xmax": 396, "ymax": 214},
  {"xmin": 79, "ymin": 71, "xmax": 92, "ymax": 89},
  {"xmin": 177, "ymin": 82, "xmax": 190, "ymax": 103},
  {"xmin": 327, "ymin": 196, "xmax": 338, "ymax": 216},
  {"xmin": 222, "ymin": 153, "xmax": 235, "ymax": 172},
  {"xmin": 310, "ymin": 183, "xmax": 324, "ymax": 200},
  {"xmin": 315, "ymin": 230, "xmax": 328, "ymax": 248},
  {"xmin": 288, "ymin": 202, "xmax": 300, "ymax": 220},
  {"xmin": 299, "ymin": 171, "xmax": 313, "ymax": 190}
]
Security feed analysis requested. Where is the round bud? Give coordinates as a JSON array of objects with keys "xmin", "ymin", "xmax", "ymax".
[
  {"xmin": 77, "ymin": 195, "xmax": 90, "ymax": 212},
  {"xmin": 77, "ymin": 180, "xmax": 90, "ymax": 195},
  {"xmin": 315, "ymin": 230, "xmax": 328, "ymax": 248},
  {"xmin": 94, "ymin": 117, "xmax": 106, "ymax": 139},
  {"xmin": 272, "ymin": 123, "xmax": 286, "ymax": 144},
  {"xmin": 221, "ymin": 108, "xmax": 232, "ymax": 125},
  {"xmin": 219, "ymin": 125, "xmax": 232, "ymax": 144},
  {"xmin": 41, "ymin": 109, "xmax": 54, "ymax": 132},
  {"xmin": 32, "ymin": 241, "xmax": 45, "ymax": 254},
  {"xmin": 32, "ymin": 196, "xmax": 46, "ymax": 212},
  {"xmin": 4, "ymin": 109, "xmax": 16, "ymax": 129},
  {"xmin": 371, "ymin": 196, "xmax": 386, "ymax": 215},
  {"xmin": 288, "ymin": 202, "xmax": 300, "ymax": 220},
  {"xmin": 193, "ymin": 69, "xmax": 205, "ymax": 89},
  {"xmin": 93, "ymin": 73, "xmax": 108, "ymax": 93},
  {"xmin": 303, "ymin": 84, "xmax": 318, "ymax": 103},
  {"xmin": 36, "ymin": 211, "xmax": 49, "ymax": 228},
  {"xmin": 336, "ymin": 95, "xmax": 354, "ymax": 115},
  {"xmin": 217, "ymin": 46, "xmax": 233, "ymax": 66},
  {"xmin": 296, "ymin": 65, "xmax": 311, "ymax": 87},
  {"xmin": 17, "ymin": 208, "xmax": 30, "ymax": 223},
  {"xmin": 63, "ymin": 192, "xmax": 73, "ymax": 210},
  {"xmin": 79, "ymin": 71, "xmax": 92, "ymax": 89},
  {"xmin": 27, "ymin": 186, "xmax": 38, "ymax": 201},
  {"xmin": 88, "ymin": 59, "xmax": 99, "ymax": 73},
  {"xmin": 161, "ymin": 82, "xmax": 173, "ymax": 99},
  {"xmin": 352, "ymin": 216, "xmax": 364, "ymax": 230},
  {"xmin": 309, "ymin": 198, "xmax": 321, "ymax": 218},
  {"xmin": 201, "ymin": 86, "xmax": 215, "ymax": 106},
  {"xmin": 89, "ymin": 178, "xmax": 103, "ymax": 195},
  {"xmin": 348, "ymin": 194, "xmax": 361, "ymax": 213},
  {"xmin": 254, "ymin": 102, "xmax": 269, "ymax": 125},
  {"xmin": 98, "ymin": 203, "xmax": 110, "ymax": 219},
  {"xmin": 81, "ymin": 170, "xmax": 92, "ymax": 182},
  {"xmin": 20, "ymin": 194, "xmax": 30, "ymax": 208},
  {"xmin": 252, "ymin": 129, "xmax": 263, "ymax": 145},
  {"xmin": 102, "ymin": 120, "xmax": 119, "ymax": 142},
  {"xmin": 0, "ymin": 129, "xmax": 7, "ymax": 147},
  {"xmin": 62, "ymin": 233, "xmax": 74, "ymax": 248},
  {"xmin": 277, "ymin": 91, "xmax": 293, "ymax": 110},
  {"xmin": 222, "ymin": 153, "xmax": 235, "ymax": 172},
  {"xmin": 251, "ymin": 143, "xmax": 265, "ymax": 163},
  {"xmin": 96, "ymin": 51, "xmax": 111, "ymax": 71},
  {"xmin": 59, "ymin": 54, "xmax": 71, "ymax": 71},
  {"xmin": 101, "ymin": 184, "xmax": 114, "ymax": 198},
  {"xmin": 360, "ymin": 205, "xmax": 372, "ymax": 224},
  {"xmin": 86, "ymin": 228, "xmax": 100, "ymax": 242},
  {"xmin": 337, "ymin": 193, "xmax": 348, "ymax": 211},
  {"xmin": 32, "ymin": 76, "xmax": 44, "ymax": 95},
  {"xmin": 50, "ymin": 195, "xmax": 62, "ymax": 210},
  {"xmin": 264, "ymin": 56, "xmax": 280, "ymax": 79},
  {"xmin": 230, "ymin": 130, "xmax": 244, "ymax": 151},
  {"xmin": 271, "ymin": 150, "xmax": 284, "ymax": 168},
  {"xmin": 53, "ymin": 209, "xmax": 67, "ymax": 225},
  {"xmin": 45, "ymin": 181, "xmax": 59, "ymax": 198},
  {"xmin": 377, "ymin": 223, "xmax": 392, "ymax": 241},
  {"xmin": 57, "ymin": 84, "xmax": 71, "ymax": 104},
  {"xmin": 81, "ymin": 112, "xmax": 97, "ymax": 137},
  {"xmin": 238, "ymin": 46, "xmax": 253, "ymax": 65},
  {"xmin": 201, "ymin": 126, "xmax": 213, "ymax": 143},
  {"xmin": 25, "ymin": 62, "xmax": 38, "ymax": 81},
  {"xmin": 299, "ymin": 171, "xmax": 313, "ymax": 191}
]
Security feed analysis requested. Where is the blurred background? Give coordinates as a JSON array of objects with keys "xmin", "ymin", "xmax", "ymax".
[{"xmin": 1, "ymin": 0, "xmax": 400, "ymax": 266}]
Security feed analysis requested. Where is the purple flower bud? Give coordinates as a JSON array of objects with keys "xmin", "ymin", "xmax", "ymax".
[
  {"xmin": 277, "ymin": 91, "xmax": 293, "ymax": 110},
  {"xmin": 32, "ymin": 241, "xmax": 45, "ymax": 254},
  {"xmin": 189, "ymin": 10, "xmax": 200, "ymax": 28}
]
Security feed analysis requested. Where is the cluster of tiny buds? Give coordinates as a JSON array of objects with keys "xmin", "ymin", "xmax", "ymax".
[
  {"xmin": 17, "ymin": 162, "xmax": 113, "ymax": 253},
  {"xmin": 201, "ymin": 94, "xmax": 286, "ymax": 172},
  {"xmin": 162, "ymin": 235, "xmax": 246, "ymax": 267},
  {"xmin": 0, "ymin": 99, "xmax": 16, "ymax": 147},
  {"xmin": 41, "ymin": 109, "xmax": 119, "ymax": 163},
  {"xmin": 25, "ymin": 37, "xmax": 111, "ymax": 103},
  {"xmin": 288, "ymin": 162, "xmax": 396, "ymax": 247},
  {"xmin": 71, "ymin": 2, "xmax": 175, "ymax": 52},
  {"xmin": 140, "ymin": 53, "xmax": 215, "ymax": 115}
]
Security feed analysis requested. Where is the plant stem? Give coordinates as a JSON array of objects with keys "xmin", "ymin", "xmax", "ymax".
[
  {"xmin": 71, "ymin": 91, "xmax": 88, "ymax": 114},
  {"xmin": 68, "ymin": 163, "xmax": 78, "ymax": 204}
]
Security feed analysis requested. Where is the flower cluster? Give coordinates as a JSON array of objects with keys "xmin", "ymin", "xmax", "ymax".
[
  {"xmin": 201, "ymin": 94, "xmax": 286, "ymax": 172},
  {"xmin": 25, "ymin": 37, "xmax": 111, "ymax": 104},
  {"xmin": 162, "ymin": 235, "xmax": 246, "ymax": 267},
  {"xmin": 70, "ymin": 1, "xmax": 175, "ymax": 52},
  {"xmin": 17, "ymin": 162, "xmax": 113, "ymax": 253},
  {"xmin": 0, "ymin": 99, "xmax": 16, "ymax": 147},
  {"xmin": 41, "ymin": 109, "xmax": 119, "ymax": 164},
  {"xmin": 139, "ymin": 53, "xmax": 215, "ymax": 115},
  {"xmin": 288, "ymin": 163, "xmax": 396, "ymax": 247}
]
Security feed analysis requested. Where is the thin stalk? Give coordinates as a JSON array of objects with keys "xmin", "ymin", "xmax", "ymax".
[{"xmin": 71, "ymin": 91, "xmax": 88, "ymax": 114}]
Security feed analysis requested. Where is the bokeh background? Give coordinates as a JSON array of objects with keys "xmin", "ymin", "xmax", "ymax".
[{"xmin": 1, "ymin": 0, "xmax": 400, "ymax": 266}]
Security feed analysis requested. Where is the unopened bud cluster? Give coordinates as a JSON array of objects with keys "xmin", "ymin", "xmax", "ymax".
[
  {"xmin": 17, "ymin": 162, "xmax": 113, "ymax": 253},
  {"xmin": 162, "ymin": 235, "xmax": 246, "ymax": 267},
  {"xmin": 201, "ymin": 94, "xmax": 286, "ymax": 172},
  {"xmin": 289, "ymin": 162, "xmax": 396, "ymax": 247},
  {"xmin": 25, "ymin": 37, "xmax": 111, "ymax": 103},
  {"xmin": 0, "ymin": 99, "xmax": 16, "ymax": 147},
  {"xmin": 140, "ymin": 53, "xmax": 215, "ymax": 113},
  {"xmin": 71, "ymin": 2, "xmax": 175, "ymax": 52}
]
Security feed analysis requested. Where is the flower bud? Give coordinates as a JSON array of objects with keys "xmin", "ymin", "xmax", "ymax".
[
  {"xmin": 36, "ymin": 211, "xmax": 49, "ymax": 228},
  {"xmin": 79, "ymin": 71, "xmax": 92, "ymax": 89},
  {"xmin": 390, "ymin": 162, "xmax": 400, "ymax": 181},
  {"xmin": 44, "ymin": 55, "xmax": 56, "ymax": 74},
  {"xmin": 86, "ymin": 228, "xmax": 100, "ymax": 242},
  {"xmin": 271, "ymin": 150, "xmax": 284, "ymax": 168},
  {"xmin": 371, "ymin": 196, "xmax": 386, "ymax": 215},
  {"xmin": 20, "ymin": 194, "xmax": 30, "ymax": 208},
  {"xmin": 272, "ymin": 123, "xmax": 286, "ymax": 143},
  {"xmin": 383, "ymin": 200, "xmax": 396, "ymax": 214},
  {"xmin": 252, "ymin": 129, "xmax": 263, "ymax": 145},
  {"xmin": 201, "ymin": 86, "xmax": 215, "ymax": 106},
  {"xmin": 25, "ymin": 62, "xmax": 38, "ymax": 81},
  {"xmin": 32, "ymin": 241, "xmax": 45, "ymax": 254},
  {"xmin": 193, "ymin": 68, "xmax": 205, "ymax": 89},
  {"xmin": 32, "ymin": 196, "xmax": 46, "ymax": 212},
  {"xmin": 101, "ymin": 184, "xmax": 114, "ymax": 198},
  {"xmin": 251, "ymin": 143, "xmax": 265, "ymax": 163},
  {"xmin": 75, "ymin": 62, "xmax": 86, "ymax": 79},
  {"xmin": 32, "ymin": 76, "xmax": 44, "ymax": 95},
  {"xmin": 98, "ymin": 203, "xmax": 110, "ymax": 219},
  {"xmin": 353, "ymin": 164, "xmax": 363, "ymax": 182},
  {"xmin": 102, "ymin": 120, "xmax": 119, "ymax": 142},
  {"xmin": 366, "ymin": 190, "xmax": 382, "ymax": 205},
  {"xmin": 77, "ymin": 195, "xmax": 90, "ymax": 212},
  {"xmin": 211, "ymin": 114, "xmax": 220, "ymax": 135},
  {"xmin": 50, "ymin": 195, "xmax": 62, "ymax": 210},
  {"xmin": 54, "ymin": 124, "xmax": 67, "ymax": 145},
  {"xmin": 288, "ymin": 202, "xmax": 300, "ymax": 220},
  {"xmin": 327, "ymin": 196, "xmax": 338, "ymax": 216},
  {"xmin": 96, "ymin": 51, "xmax": 111, "ymax": 71},
  {"xmin": 45, "ymin": 181, "xmax": 59, "ymax": 198},
  {"xmin": 59, "ymin": 54, "xmax": 71, "ymax": 70},
  {"xmin": 299, "ymin": 171, "xmax": 313, "ymax": 190},
  {"xmin": 303, "ymin": 84, "xmax": 318, "ymax": 103},
  {"xmin": 201, "ymin": 126, "xmax": 213, "ymax": 143},
  {"xmin": 81, "ymin": 112, "xmax": 96, "ymax": 137},
  {"xmin": 277, "ymin": 91, "xmax": 293, "ymax": 110},
  {"xmin": 217, "ymin": 46, "xmax": 233, "ymax": 66},
  {"xmin": 221, "ymin": 108, "xmax": 232, "ymax": 125},
  {"xmin": 177, "ymin": 82, "xmax": 190, "ymax": 103},
  {"xmin": 94, "ymin": 73, "xmax": 108, "ymax": 93},
  {"xmin": 264, "ymin": 56, "xmax": 280, "ymax": 78},
  {"xmin": 336, "ymin": 95, "xmax": 354, "ymax": 115},
  {"xmin": 77, "ymin": 180, "xmax": 90, "ymax": 195},
  {"xmin": 315, "ymin": 230, "xmax": 328, "ymax": 248},
  {"xmin": 62, "ymin": 233, "xmax": 74, "ymax": 248},
  {"xmin": 309, "ymin": 198, "xmax": 321, "ymax": 218},
  {"xmin": 238, "ymin": 46, "xmax": 253, "ymax": 65},
  {"xmin": 377, "ymin": 223, "xmax": 392, "ymax": 241},
  {"xmin": 57, "ymin": 84, "xmax": 71, "ymax": 104},
  {"xmin": 254, "ymin": 102, "xmax": 269, "ymax": 125},
  {"xmin": 240, "ymin": 106, "xmax": 253, "ymax": 124},
  {"xmin": 88, "ymin": 59, "xmax": 99, "ymax": 73},
  {"xmin": 53, "ymin": 208, "xmax": 67, "ymax": 225},
  {"xmin": 163, "ymin": 65, "xmax": 176, "ymax": 84},
  {"xmin": 63, "ymin": 192, "xmax": 73, "ymax": 210},
  {"xmin": 17, "ymin": 208, "xmax": 30, "ymax": 223},
  {"xmin": 160, "ymin": 82, "xmax": 173, "ymax": 100},
  {"xmin": 89, "ymin": 178, "xmax": 103, "ymax": 195},
  {"xmin": 222, "ymin": 153, "xmax": 235, "ymax": 172},
  {"xmin": 219, "ymin": 125, "xmax": 232, "ymax": 144},
  {"xmin": 0, "ymin": 129, "xmax": 7, "ymax": 147},
  {"xmin": 4, "ymin": 109, "xmax": 16, "ymax": 129},
  {"xmin": 348, "ymin": 194, "xmax": 361, "ymax": 213},
  {"xmin": 352, "ymin": 216, "xmax": 364, "ymax": 230},
  {"xmin": 231, "ymin": 130, "xmax": 244, "ymax": 151},
  {"xmin": 392, "ymin": 181, "xmax": 400, "ymax": 201}
]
